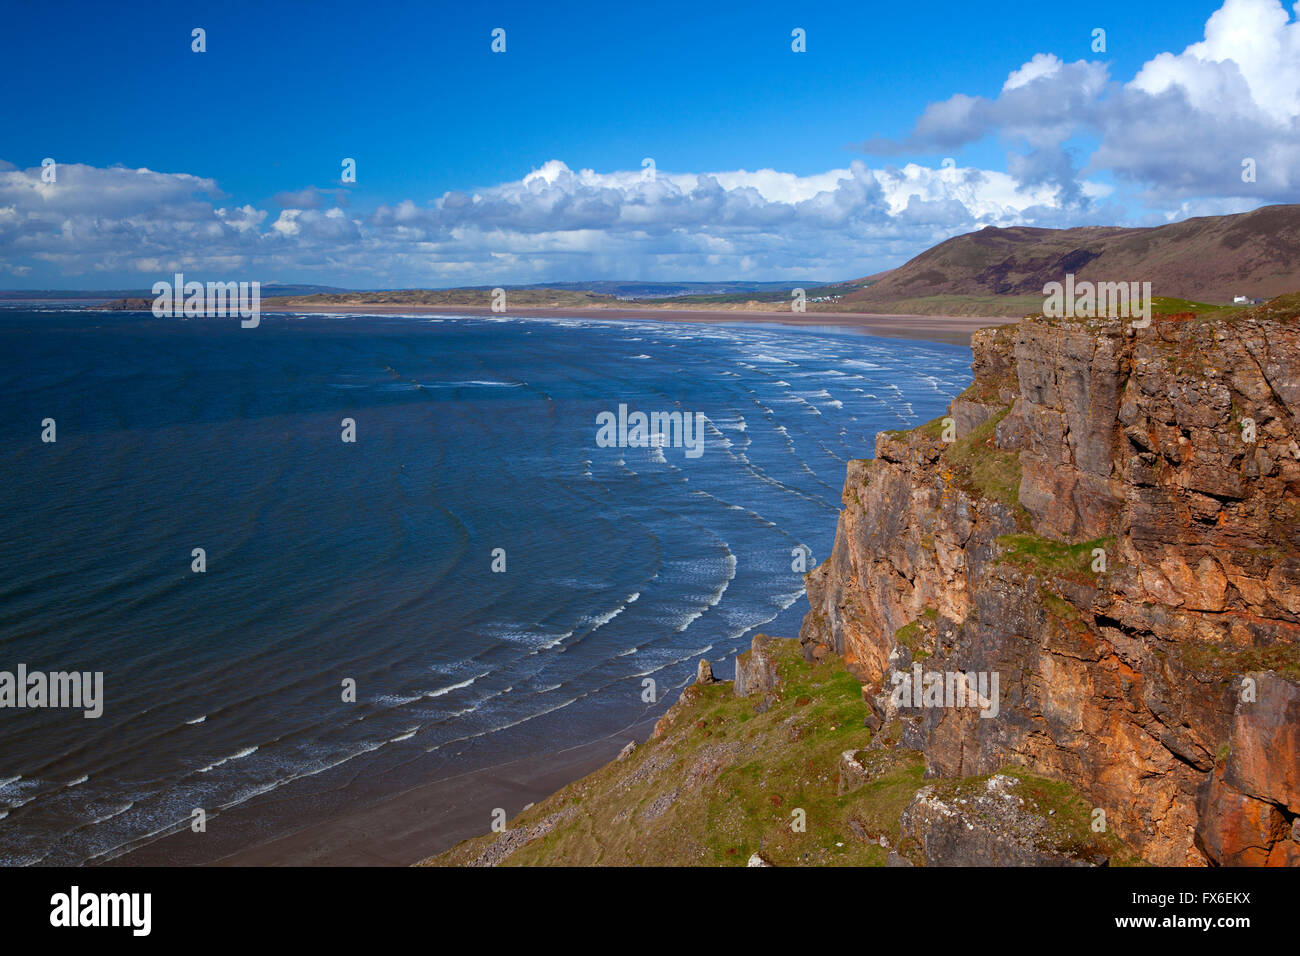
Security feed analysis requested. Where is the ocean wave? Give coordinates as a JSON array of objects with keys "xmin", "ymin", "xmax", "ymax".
[
  {"xmin": 584, "ymin": 592, "xmax": 640, "ymax": 631},
  {"xmin": 420, "ymin": 380, "xmax": 525, "ymax": 388},
  {"xmin": 531, "ymin": 631, "xmax": 573, "ymax": 653},
  {"xmin": 76, "ymin": 801, "xmax": 135, "ymax": 828},
  {"xmin": 197, "ymin": 746, "xmax": 259, "ymax": 774},
  {"xmin": 424, "ymin": 672, "xmax": 489, "ymax": 698},
  {"xmin": 630, "ymin": 643, "xmax": 714, "ymax": 678},
  {"xmin": 668, "ymin": 552, "xmax": 736, "ymax": 636}
]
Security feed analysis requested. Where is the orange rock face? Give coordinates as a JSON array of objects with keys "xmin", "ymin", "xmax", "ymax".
[{"xmin": 802, "ymin": 310, "xmax": 1300, "ymax": 865}]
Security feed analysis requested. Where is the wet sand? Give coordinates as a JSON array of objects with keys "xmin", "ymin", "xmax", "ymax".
[
  {"xmin": 111, "ymin": 718, "xmax": 659, "ymax": 867},
  {"xmin": 223, "ymin": 719, "xmax": 658, "ymax": 866},
  {"xmin": 264, "ymin": 303, "xmax": 1006, "ymax": 346}
]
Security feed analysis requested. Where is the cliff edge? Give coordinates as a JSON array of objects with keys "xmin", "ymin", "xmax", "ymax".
[{"xmin": 801, "ymin": 296, "xmax": 1300, "ymax": 865}]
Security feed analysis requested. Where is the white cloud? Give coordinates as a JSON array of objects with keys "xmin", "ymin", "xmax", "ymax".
[
  {"xmin": 0, "ymin": 153, "xmax": 1144, "ymax": 287},
  {"xmin": 4, "ymin": 0, "xmax": 1297, "ymax": 288},
  {"xmin": 866, "ymin": 0, "xmax": 1300, "ymax": 206},
  {"xmin": 1004, "ymin": 53, "xmax": 1065, "ymax": 92},
  {"xmin": 1132, "ymin": 0, "xmax": 1300, "ymax": 125}
]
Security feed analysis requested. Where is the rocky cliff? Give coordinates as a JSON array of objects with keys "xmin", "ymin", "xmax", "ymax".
[{"xmin": 801, "ymin": 297, "xmax": 1300, "ymax": 865}]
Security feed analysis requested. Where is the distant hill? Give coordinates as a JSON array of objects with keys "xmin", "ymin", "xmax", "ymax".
[
  {"xmin": 842, "ymin": 203, "xmax": 1300, "ymax": 315},
  {"xmin": 518, "ymin": 280, "xmax": 812, "ymax": 299}
]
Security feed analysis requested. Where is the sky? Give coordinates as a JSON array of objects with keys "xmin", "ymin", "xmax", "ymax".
[{"xmin": 2, "ymin": 0, "xmax": 1299, "ymax": 288}]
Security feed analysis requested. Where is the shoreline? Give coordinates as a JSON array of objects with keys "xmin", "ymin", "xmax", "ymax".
[
  {"xmin": 109, "ymin": 716, "xmax": 661, "ymax": 867},
  {"xmin": 94, "ymin": 308, "xmax": 986, "ymax": 867},
  {"xmin": 219, "ymin": 716, "xmax": 662, "ymax": 866},
  {"xmin": 262, "ymin": 304, "xmax": 1006, "ymax": 346}
]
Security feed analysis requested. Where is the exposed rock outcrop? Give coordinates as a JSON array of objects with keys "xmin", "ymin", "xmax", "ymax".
[
  {"xmin": 734, "ymin": 633, "xmax": 781, "ymax": 698},
  {"xmin": 899, "ymin": 773, "xmax": 1105, "ymax": 867},
  {"xmin": 802, "ymin": 303, "xmax": 1300, "ymax": 865},
  {"xmin": 462, "ymin": 806, "xmax": 578, "ymax": 867}
]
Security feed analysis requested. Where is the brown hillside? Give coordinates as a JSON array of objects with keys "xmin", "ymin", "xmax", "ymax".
[{"xmin": 846, "ymin": 204, "xmax": 1300, "ymax": 310}]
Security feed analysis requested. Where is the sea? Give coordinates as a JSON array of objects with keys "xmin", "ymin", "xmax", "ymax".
[{"xmin": 0, "ymin": 307, "xmax": 970, "ymax": 865}]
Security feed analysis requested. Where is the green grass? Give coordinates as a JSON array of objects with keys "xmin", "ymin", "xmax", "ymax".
[
  {"xmin": 954, "ymin": 366, "xmax": 1016, "ymax": 406},
  {"xmin": 1149, "ymin": 296, "xmax": 1246, "ymax": 315},
  {"xmin": 1031, "ymin": 296, "xmax": 1248, "ymax": 324},
  {"xmin": 945, "ymin": 405, "xmax": 1024, "ymax": 514},
  {"xmin": 1039, "ymin": 588, "xmax": 1082, "ymax": 622},
  {"xmin": 882, "ymin": 414, "xmax": 948, "ymax": 441},
  {"xmin": 876, "ymin": 403, "xmax": 1027, "ymax": 519},
  {"xmin": 1239, "ymin": 291, "xmax": 1300, "ymax": 321},
  {"xmin": 996, "ymin": 533, "xmax": 1115, "ymax": 579},
  {"xmin": 894, "ymin": 618, "xmax": 933, "ymax": 660},
  {"xmin": 1177, "ymin": 641, "xmax": 1300, "ymax": 681}
]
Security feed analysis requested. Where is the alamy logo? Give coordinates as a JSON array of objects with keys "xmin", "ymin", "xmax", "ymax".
[
  {"xmin": 0, "ymin": 665, "xmax": 103, "ymax": 718},
  {"xmin": 152, "ymin": 272, "xmax": 261, "ymax": 328},
  {"xmin": 50, "ymin": 886, "xmax": 151, "ymax": 936},
  {"xmin": 890, "ymin": 665, "xmax": 999, "ymax": 718},
  {"xmin": 596, "ymin": 404, "xmax": 706, "ymax": 459},
  {"xmin": 1042, "ymin": 273, "xmax": 1152, "ymax": 327}
]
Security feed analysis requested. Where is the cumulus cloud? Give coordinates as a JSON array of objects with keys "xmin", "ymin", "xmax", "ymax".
[
  {"xmin": 271, "ymin": 185, "xmax": 348, "ymax": 210},
  {"xmin": 862, "ymin": 55, "xmax": 1109, "ymax": 156},
  {"xmin": 3, "ymin": 0, "xmax": 1297, "ymax": 288},
  {"xmin": 864, "ymin": 0, "xmax": 1300, "ymax": 207},
  {"xmin": 1097, "ymin": 0, "xmax": 1300, "ymax": 202},
  {"xmin": 0, "ymin": 156, "xmax": 1096, "ymax": 286},
  {"xmin": 1132, "ymin": 0, "xmax": 1300, "ymax": 125}
]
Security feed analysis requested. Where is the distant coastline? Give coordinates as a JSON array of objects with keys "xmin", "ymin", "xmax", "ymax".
[
  {"xmin": 87, "ymin": 297, "xmax": 999, "ymax": 347},
  {"xmin": 257, "ymin": 303, "xmax": 1002, "ymax": 346}
]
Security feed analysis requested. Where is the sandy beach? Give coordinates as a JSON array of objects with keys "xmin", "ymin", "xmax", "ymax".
[
  {"xmin": 263, "ymin": 304, "xmax": 1006, "ymax": 346},
  {"xmin": 106, "ymin": 717, "xmax": 660, "ymax": 867},
  {"xmin": 222, "ymin": 717, "xmax": 661, "ymax": 866}
]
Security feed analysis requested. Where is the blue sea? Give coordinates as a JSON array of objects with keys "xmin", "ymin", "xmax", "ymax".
[{"xmin": 0, "ymin": 308, "xmax": 970, "ymax": 865}]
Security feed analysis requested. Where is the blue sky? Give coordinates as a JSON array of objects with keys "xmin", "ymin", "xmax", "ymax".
[{"xmin": 3, "ymin": 0, "xmax": 1298, "ymax": 288}]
